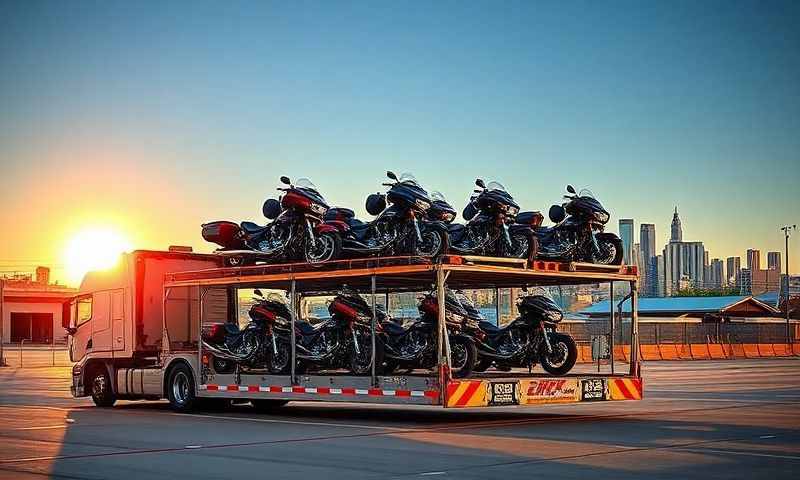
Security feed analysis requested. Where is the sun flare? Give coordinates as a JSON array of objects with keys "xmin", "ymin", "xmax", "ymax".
[{"xmin": 64, "ymin": 228, "xmax": 133, "ymax": 285}]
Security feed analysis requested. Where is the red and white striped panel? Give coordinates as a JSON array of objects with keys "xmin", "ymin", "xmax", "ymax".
[{"xmin": 200, "ymin": 384, "xmax": 439, "ymax": 399}]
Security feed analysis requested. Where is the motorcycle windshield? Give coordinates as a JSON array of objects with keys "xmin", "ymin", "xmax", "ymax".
[
  {"xmin": 431, "ymin": 191, "xmax": 447, "ymax": 202},
  {"xmin": 486, "ymin": 181, "xmax": 507, "ymax": 192},
  {"xmin": 398, "ymin": 172, "xmax": 421, "ymax": 186},
  {"xmin": 295, "ymin": 178, "xmax": 328, "ymax": 206},
  {"xmin": 456, "ymin": 292, "xmax": 485, "ymax": 320}
]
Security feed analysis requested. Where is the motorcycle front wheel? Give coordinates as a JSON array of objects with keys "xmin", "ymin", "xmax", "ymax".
[
  {"xmin": 305, "ymin": 232, "xmax": 342, "ymax": 263},
  {"xmin": 266, "ymin": 338, "xmax": 292, "ymax": 374},
  {"xmin": 500, "ymin": 230, "xmax": 533, "ymax": 259},
  {"xmin": 414, "ymin": 229, "xmax": 447, "ymax": 257},
  {"xmin": 593, "ymin": 234, "xmax": 623, "ymax": 265},
  {"xmin": 449, "ymin": 336, "xmax": 477, "ymax": 379},
  {"xmin": 540, "ymin": 333, "xmax": 578, "ymax": 376},
  {"xmin": 350, "ymin": 331, "xmax": 385, "ymax": 376}
]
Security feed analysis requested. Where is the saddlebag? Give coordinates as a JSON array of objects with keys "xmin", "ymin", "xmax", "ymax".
[
  {"xmin": 324, "ymin": 207, "xmax": 356, "ymax": 222},
  {"xmin": 201, "ymin": 221, "xmax": 245, "ymax": 249}
]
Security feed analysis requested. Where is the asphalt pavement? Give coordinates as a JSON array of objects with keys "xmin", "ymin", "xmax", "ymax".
[{"xmin": 0, "ymin": 359, "xmax": 798, "ymax": 479}]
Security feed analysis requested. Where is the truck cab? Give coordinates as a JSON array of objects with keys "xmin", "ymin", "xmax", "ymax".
[{"xmin": 65, "ymin": 249, "xmax": 220, "ymax": 406}]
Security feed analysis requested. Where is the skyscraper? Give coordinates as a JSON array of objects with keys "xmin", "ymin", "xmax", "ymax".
[
  {"xmin": 663, "ymin": 241, "xmax": 705, "ymax": 295},
  {"xmin": 619, "ymin": 219, "xmax": 634, "ymax": 265},
  {"xmin": 640, "ymin": 223, "xmax": 656, "ymax": 295},
  {"xmin": 767, "ymin": 251, "xmax": 782, "ymax": 273},
  {"xmin": 747, "ymin": 249, "xmax": 761, "ymax": 271},
  {"xmin": 726, "ymin": 256, "xmax": 741, "ymax": 287},
  {"xmin": 710, "ymin": 258, "xmax": 724, "ymax": 288},
  {"xmin": 670, "ymin": 207, "xmax": 682, "ymax": 242}
]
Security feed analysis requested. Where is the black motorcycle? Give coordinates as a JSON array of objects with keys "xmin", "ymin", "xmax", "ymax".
[
  {"xmin": 202, "ymin": 176, "xmax": 342, "ymax": 266},
  {"xmin": 323, "ymin": 171, "xmax": 449, "ymax": 258},
  {"xmin": 445, "ymin": 179, "xmax": 535, "ymax": 259},
  {"xmin": 380, "ymin": 290, "xmax": 477, "ymax": 378},
  {"xmin": 465, "ymin": 293, "xmax": 577, "ymax": 375},
  {"xmin": 201, "ymin": 289, "xmax": 294, "ymax": 374},
  {"xmin": 524, "ymin": 185, "xmax": 623, "ymax": 265},
  {"xmin": 292, "ymin": 288, "xmax": 384, "ymax": 375}
]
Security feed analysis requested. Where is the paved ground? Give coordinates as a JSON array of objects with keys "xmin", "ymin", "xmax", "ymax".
[{"xmin": 0, "ymin": 359, "xmax": 798, "ymax": 479}]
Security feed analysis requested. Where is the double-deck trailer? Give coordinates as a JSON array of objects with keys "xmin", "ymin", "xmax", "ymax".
[{"xmin": 67, "ymin": 250, "xmax": 642, "ymax": 410}]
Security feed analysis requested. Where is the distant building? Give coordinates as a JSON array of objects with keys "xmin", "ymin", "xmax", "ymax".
[
  {"xmin": 1, "ymin": 267, "xmax": 76, "ymax": 345},
  {"xmin": 639, "ymin": 223, "xmax": 657, "ymax": 296},
  {"xmin": 655, "ymin": 254, "xmax": 665, "ymax": 297},
  {"xmin": 726, "ymin": 256, "xmax": 741, "ymax": 287},
  {"xmin": 619, "ymin": 219, "xmax": 634, "ymax": 265},
  {"xmin": 747, "ymin": 249, "xmax": 761, "ymax": 271},
  {"xmin": 767, "ymin": 251, "xmax": 782, "ymax": 273},
  {"xmin": 582, "ymin": 295, "xmax": 780, "ymax": 321},
  {"xmin": 670, "ymin": 207, "xmax": 682, "ymax": 242},
  {"xmin": 710, "ymin": 258, "xmax": 724, "ymax": 288},
  {"xmin": 663, "ymin": 241, "xmax": 705, "ymax": 295}
]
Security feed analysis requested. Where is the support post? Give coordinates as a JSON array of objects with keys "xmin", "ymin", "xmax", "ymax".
[
  {"xmin": 609, "ymin": 281, "xmax": 614, "ymax": 375},
  {"xmin": 290, "ymin": 279, "xmax": 297, "ymax": 385},
  {"xmin": 436, "ymin": 266, "xmax": 452, "ymax": 407},
  {"xmin": 495, "ymin": 287, "xmax": 501, "ymax": 326},
  {"xmin": 370, "ymin": 275, "xmax": 377, "ymax": 386},
  {"xmin": 629, "ymin": 280, "xmax": 640, "ymax": 376}
]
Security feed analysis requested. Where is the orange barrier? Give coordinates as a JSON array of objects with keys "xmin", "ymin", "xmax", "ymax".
[
  {"xmin": 772, "ymin": 344, "xmax": 791, "ymax": 357},
  {"xmin": 731, "ymin": 343, "xmax": 745, "ymax": 359},
  {"xmin": 742, "ymin": 344, "xmax": 761, "ymax": 358},
  {"xmin": 690, "ymin": 344, "xmax": 710, "ymax": 360},
  {"xmin": 640, "ymin": 345, "xmax": 662, "ymax": 361},
  {"xmin": 578, "ymin": 345, "xmax": 593, "ymax": 363},
  {"xmin": 613, "ymin": 345, "xmax": 626, "ymax": 362},
  {"xmin": 659, "ymin": 344, "xmax": 680, "ymax": 360},
  {"xmin": 707, "ymin": 343, "xmax": 727, "ymax": 359},
  {"xmin": 677, "ymin": 344, "xmax": 694, "ymax": 360},
  {"xmin": 758, "ymin": 344, "xmax": 775, "ymax": 357},
  {"xmin": 794, "ymin": 343, "xmax": 800, "ymax": 356}
]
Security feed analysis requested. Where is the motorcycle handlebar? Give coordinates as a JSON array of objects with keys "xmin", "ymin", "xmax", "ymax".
[{"xmin": 381, "ymin": 182, "xmax": 394, "ymax": 187}]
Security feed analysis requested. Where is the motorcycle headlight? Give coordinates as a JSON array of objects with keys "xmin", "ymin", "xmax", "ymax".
[
  {"xmin": 507, "ymin": 206, "xmax": 518, "ymax": 216},
  {"xmin": 442, "ymin": 212, "xmax": 455, "ymax": 222},
  {"xmin": 594, "ymin": 211, "xmax": 610, "ymax": 223},
  {"xmin": 415, "ymin": 199, "xmax": 431, "ymax": 210}
]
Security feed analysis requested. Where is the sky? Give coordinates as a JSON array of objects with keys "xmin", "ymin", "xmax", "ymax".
[{"xmin": 1, "ymin": 0, "xmax": 799, "ymax": 285}]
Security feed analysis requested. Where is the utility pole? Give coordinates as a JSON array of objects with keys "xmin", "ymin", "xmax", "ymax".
[{"xmin": 781, "ymin": 225, "xmax": 796, "ymax": 344}]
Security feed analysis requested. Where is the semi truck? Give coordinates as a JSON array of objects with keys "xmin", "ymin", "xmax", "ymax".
[{"xmin": 66, "ymin": 249, "xmax": 642, "ymax": 410}]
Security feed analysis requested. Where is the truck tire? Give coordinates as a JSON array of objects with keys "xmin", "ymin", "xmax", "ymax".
[
  {"xmin": 167, "ymin": 363, "xmax": 197, "ymax": 413},
  {"xmin": 89, "ymin": 366, "xmax": 116, "ymax": 407}
]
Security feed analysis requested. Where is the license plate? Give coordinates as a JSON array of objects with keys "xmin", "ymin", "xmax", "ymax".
[{"xmin": 488, "ymin": 382, "xmax": 519, "ymax": 406}]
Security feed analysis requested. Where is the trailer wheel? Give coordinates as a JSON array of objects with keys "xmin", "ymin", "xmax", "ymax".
[
  {"xmin": 252, "ymin": 399, "xmax": 289, "ymax": 412},
  {"xmin": 89, "ymin": 366, "xmax": 116, "ymax": 407},
  {"xmin": 167, "ymin": 363, "xmax": 196, "ymax": 412}
]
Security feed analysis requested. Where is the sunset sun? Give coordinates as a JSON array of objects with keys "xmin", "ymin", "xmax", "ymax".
[{"xmin": 64, "ymin": 228, "xmax": 133, "ymax": 285}]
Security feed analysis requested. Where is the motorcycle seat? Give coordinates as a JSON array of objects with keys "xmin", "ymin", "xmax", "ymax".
[
  {"xmin": 381, "ymin": 321, "xmax": 409, "ymax": 336},
  {"xmin": 240, "ymin": 221, "xmax": 267, "ymax": 234},
  {"xmin": 479, "ymin": 320, "xmax": 504, "ymax": 336},
  {"xmin": 295, "ymin": 319, "xmax": 331, "ymax": 335},
  {"xmin": 224, "ymin": 323, "xmax": 241, "ymax": 335}
]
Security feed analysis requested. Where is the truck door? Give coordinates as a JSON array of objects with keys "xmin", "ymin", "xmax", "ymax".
[
  {"xmin": 90, "ymin": 291, "xmax": 112, "ymax": 352},
  {"xmin": 111, "ymin": 289, "xmax": 125, "ymax": 352}
]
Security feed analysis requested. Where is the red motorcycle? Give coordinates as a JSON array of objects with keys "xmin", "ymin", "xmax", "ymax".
[{"xmin": 202, "ymin": 176, "xmax": 343, "ymax": 266}]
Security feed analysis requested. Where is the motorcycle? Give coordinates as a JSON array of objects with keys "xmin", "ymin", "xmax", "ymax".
[
  {"xmin": 201, "ymin": 176, "xmax": 342, "ymax": 266},
  {"xmin": 524, "ymin": 185, "xmax": 623, "ymax": 265},
  {"xmin": 445, "ymin": 179, "xmax": 536, "ymax": 259},
  {"xmin": 380, "ymin": 290, "xmax": 477, "ymax": 378},
  {"xmin": 201, "ymin": 289, "xmax": 294, "ymax": 374},
  {"xmin": 322, "ymin": 171, "xmax": 449, "ymax": 258},
  {"xmin": 465, "ymin": 292, "xmax": 578, "ymax": 375},
  {"xmin": 291, "ymin": 287, "xmax": 385, "ymax": 375}
]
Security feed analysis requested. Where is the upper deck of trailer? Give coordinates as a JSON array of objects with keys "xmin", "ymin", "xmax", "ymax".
[{"xmin": 164, "ymin": 255, "xmax": 638, "ymax": 293}]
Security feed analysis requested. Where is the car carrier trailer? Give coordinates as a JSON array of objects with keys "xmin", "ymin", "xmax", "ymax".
[{"xmin": 68, "ymin": 251, "xmax": 642, "ymax": 410}]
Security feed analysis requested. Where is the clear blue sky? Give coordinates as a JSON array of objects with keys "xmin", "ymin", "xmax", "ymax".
[{"xmin": 1, "ymin": 1, "xmax": 799, "ymax": 278}]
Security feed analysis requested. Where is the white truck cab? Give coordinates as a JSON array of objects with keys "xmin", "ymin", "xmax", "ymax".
[{"xmin": 65, "ymin": 249, "xmax": 220, "ymax": 406}]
